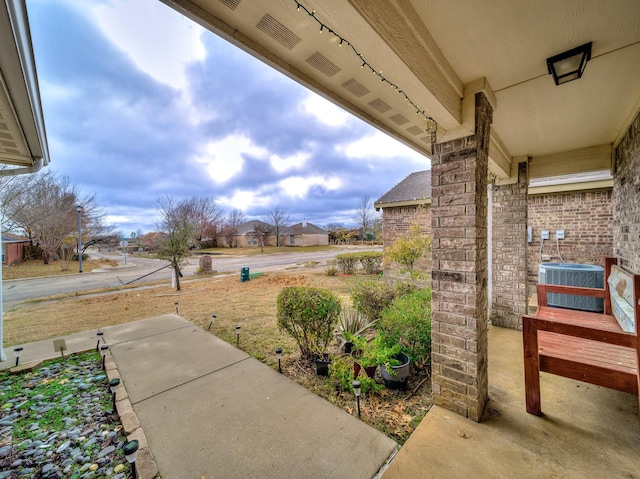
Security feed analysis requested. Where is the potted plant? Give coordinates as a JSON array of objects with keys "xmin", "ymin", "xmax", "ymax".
[
  {"xmin": 350, "ymin": 335, "xmax": 379, "ymax": 378},
  {"xmin": 313, "ymin": 352, "xmax": 331, "ymax": 376}
]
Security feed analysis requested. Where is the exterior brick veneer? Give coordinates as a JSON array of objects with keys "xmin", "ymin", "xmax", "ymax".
[
  {"xmin": 381, "ymin": 205, "xmax": 432, "ymax": 282},
  {"xmin": 613, "ymin": 109, "xmax": 640, "ymax": 272},
  {"xmin": 430, "ymin": 92, "xmax": 491, "ymax": 422},
  {"xmin": 491, "ymin": 162, "xmax": 528, "ymax": 329},
  {"xmin": 527, "ymin": 189, "xmax": 613, "ymax": 285}
]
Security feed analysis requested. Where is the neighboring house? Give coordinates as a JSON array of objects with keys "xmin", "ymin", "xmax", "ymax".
[
  {"xmin": 2, "ymin": 233, "xmax": 30, "ymax": 265},
  {"xmin": 228, "ymin": 220, "xmax": 276, "ymax": 248},
  {"xmin": 285, "ymin": 222, "xmax": 329, "ymax": 247},
  {"xmin": 374, "ymin": 170, "xmax": 432, "ymax": 280}
]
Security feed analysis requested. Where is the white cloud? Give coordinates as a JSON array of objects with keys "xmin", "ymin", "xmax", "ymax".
[
  {"xmin": 93, "ymin": 0, "xmax": 205, "ymax": 89},
  {"xmin": 195, "ymin": 135, "xmax": 268, "ymax": 183},
  {"xmin": 270, "ymin": 152, "xmax": 309, "ymax": 172},
  {"xmin": 339, "ymin": 131, "xmax": 429, "ymax": 163},
  {"xmin": 301, "ymin": 93, "xmax": 350, "ymax": 127},
  {"xmin": 279, "ymin": 176, "xmax": 341, "ymax": 198}
]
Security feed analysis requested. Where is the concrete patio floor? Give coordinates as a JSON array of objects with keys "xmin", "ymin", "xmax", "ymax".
[{"xmin": 383, "ymin": 325, "xmax": 640, "ymax": 479}]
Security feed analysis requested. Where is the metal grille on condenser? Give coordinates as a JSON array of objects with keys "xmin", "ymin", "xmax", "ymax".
[
  {"xmin": 341, "ymin": 78, "xmax": 370, "ymax": 98},
  {"xmin": 306, "ymin": 52, "xmax": 341, "ymax": 77},
  {"xmin": 256, "ymin": 14, "xmax": 302, "ymax": 50}
]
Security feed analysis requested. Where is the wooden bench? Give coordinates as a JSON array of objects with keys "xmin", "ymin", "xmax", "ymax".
[{"xmin": 522, "ymin": 257, "xmax": 640, "ymax": 416}]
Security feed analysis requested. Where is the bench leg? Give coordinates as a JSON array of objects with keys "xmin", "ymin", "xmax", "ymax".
[{"xmin": 523, "ymin": 317, "xmax": 542, "ymax": 415}]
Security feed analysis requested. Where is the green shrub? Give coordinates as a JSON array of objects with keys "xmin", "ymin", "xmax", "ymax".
[
  {"xmin": 377, "ymin": 288, "xmax": 432, "ymax": 367},
  {"xmin": 277, "ymin": 286, "xmax": 341, "ymax": 360},
  {"xmin": 335, "ymin": 253, "xmax": 358, "ymax": 275},
  {"xmin": 358, "ymin": 251, "xmax": 383, "ymax": 274},
  {"xmin": 350, "ymin": 279, "xmax": 397, "ymax": 322}
]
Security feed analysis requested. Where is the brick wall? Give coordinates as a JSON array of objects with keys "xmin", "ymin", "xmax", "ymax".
[
  {"xmin": 430, "ymin": 92, "xmax": 491, "ymax": 422},
  {"xmin": 491, "ymin": 162, "xmax": 528, "ymax": 328},
  {"xmin": 613, "ymin": 109, "xmax": 640, "ymax": 272},
  {"xmin": 381, "ymin": 205, "xmax": 432, "ymax": 282},
  {"xmin": 527, "ymin": 189, "xmax": 613, "ymax": 285}
]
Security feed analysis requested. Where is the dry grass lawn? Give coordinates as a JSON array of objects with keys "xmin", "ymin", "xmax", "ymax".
[{"xmin": 3, "ymin": 268, "xmax": 431, "ymax": 443}]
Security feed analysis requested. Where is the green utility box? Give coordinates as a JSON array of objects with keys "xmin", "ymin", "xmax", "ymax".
[{"xmin": 240, "ymin": 267, "xmax": 250, "ymax": 282}]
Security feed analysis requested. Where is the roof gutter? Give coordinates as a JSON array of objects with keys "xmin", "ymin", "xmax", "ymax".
[{"xmin": 0, "ymin": 156, "xmax": 44, "ymax": 176}]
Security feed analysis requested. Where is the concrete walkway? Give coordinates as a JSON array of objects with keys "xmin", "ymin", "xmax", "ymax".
[{"xmin": 2, "ymin": 315, "xmax": 397, "ymax": 479}]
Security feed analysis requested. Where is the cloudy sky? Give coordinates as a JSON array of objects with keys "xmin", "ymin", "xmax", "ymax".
[{"xmin": 27, "ymin": 0, "xmax": 430, "ymax": 235}]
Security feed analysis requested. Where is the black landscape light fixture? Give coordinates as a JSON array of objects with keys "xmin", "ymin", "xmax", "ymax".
[
  {"xmin": 275, "ymin": 347, "xmax": 283, "ymax": 373},
  {"xmin": 76, "ymin": 205, "xmax": 83, "ymax": 273},
  {"xmin": 109, "ymin": 378, "xmax": 120, "ymax": 409},
  {"xmin": 208, "ymin": 314, "xmax": 216, "ymax": 330},
  {"xmin": 236, "ymin": 325, "xmax": 241, "ymax": 346},
  {"xmin": 547, "ymin": 42, "xmax": 592, "ymax": 85},
  {"xmin": 96, "ymin": 330, "xmax": 104, "ymax": 351},
  {"xmin": 13, "ymin": 347, "xmax": 23, "ymax": 367},
  {"xmin": 123, "ymin": 439, "xmax": 139, "ymax": 479},
  {"xmin": 100, "ymin": 344, "xmax": 109, "ymax": 369},
  {"xmin": 174, "ymin": 301, "xmax": 179, "ymax": 314}
]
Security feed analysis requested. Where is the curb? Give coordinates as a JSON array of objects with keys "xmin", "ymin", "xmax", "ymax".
[{"xmin": 105, "ymin": 352, "xmax": 160, "ymax": 479}]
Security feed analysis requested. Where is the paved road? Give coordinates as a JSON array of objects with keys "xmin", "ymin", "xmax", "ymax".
[{"xmin": 2, "ymin": 246, "xmax": 380, "ymax": 309}]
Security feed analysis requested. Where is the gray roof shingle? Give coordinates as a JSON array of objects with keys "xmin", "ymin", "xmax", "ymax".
[{"xmin": 374, "ymin": 170, "xmax": 431, "ymax": 207}]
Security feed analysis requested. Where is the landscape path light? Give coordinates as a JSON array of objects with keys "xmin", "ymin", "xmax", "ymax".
[
  {"xmin": 123, "ymin": 439, "xmax": 139, "ymax": 479},
  {"xmin": 236, "ymin": 325, "xmax": 241, "ymax": 346},
  {"xmin": 208, "ymin": 314, "xmax": 216, "ymax": 330},
  {"xmin": 100, "ymin": 344, "xmax": 109, "ymax": 369},
  {"xmin": 352, "ymin": 380, "xmax": 361, "ymax": 417},
  {"xmin": 109, "ymin": 378, "xmax": 120, "ymax": 409},
  {"xmin": 96, "ymin": 330, "xmax": 104, "ymax": 351},
  {"xmin": 13, "ymin": 347, "xmax": 23, "ymax": 367},
  {"xmin": 174, "ymin": 301, "xmax": 179, "ymax": 314},
  {"xmin": 275, "ymin": 347, "xmax": 283, "ymax": 373}
]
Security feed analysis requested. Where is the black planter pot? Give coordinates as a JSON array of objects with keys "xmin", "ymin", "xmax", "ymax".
[
  {"xmin": 380, "ymin": 352, "xmax": 411, "ymax": 390},
  {"xmin": 344, "ymin": 341, "xmax": 354, "ymax": 354},
  {"xmin": 314, "ymin": 353, "xmax": 331, "ymax": 376}
]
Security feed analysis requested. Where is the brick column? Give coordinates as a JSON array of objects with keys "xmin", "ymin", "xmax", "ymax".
[
  {"xmin": 431, "ymin": 93, "xmax": 491, "ymax": 421},
  {"xmin": 491, "ymin": 162, "xmax": 528, "ymax": 329}
]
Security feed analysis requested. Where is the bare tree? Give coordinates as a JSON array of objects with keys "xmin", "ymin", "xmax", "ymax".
[
  {"xmin": 352, "ymin": 195, "xmax": 377, "ymax": 242},
  {"xmin": 175, "ymin": 196, "xmax": 225, "ymax": 248},
  {"xmin": 156, "ymin": 196, "xmax": 198, "ymax": 290},
  {"xmin": 222, "ymin": 209, "xmax": 246, "ymax": 248},
  {"xmin": 0, "ymin": 168, "xmax": 37, "ymax": 233},
  {"xmin": 252, "ymin": 222, "xmax": 272, "ymax": 252},
  {"xmin": 264, "ymin": 206, "xmax": 290, "ymax": 246}
]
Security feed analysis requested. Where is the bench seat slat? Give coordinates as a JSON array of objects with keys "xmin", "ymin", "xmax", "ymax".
[{"xmin": 539, "ymin": 332, "xmax": 637, "ymax": 375}]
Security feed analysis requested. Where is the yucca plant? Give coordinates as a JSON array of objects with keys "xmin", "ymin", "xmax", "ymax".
[{"xmin": 335, "ymin": 303, "xmax": 377, "ymax": 353}]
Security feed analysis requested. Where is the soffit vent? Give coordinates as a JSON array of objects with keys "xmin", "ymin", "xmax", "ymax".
[
  {"xmin": 390, "ymin": 113, "xmax": 409, "ymax": 125},
  {"xmin": 407, "ymin": 126, "xmax": 423, "ymax": 136},
  {"xmin": 306, "ymin": 52, "xmax": 341, "ymax": 77},
  {"xmin": 368, "ymin": 98, "xmax": 391, "ymax": 113},
  {"xmin": 256, "ymin": 14, "xmax": 302, "ymax": 50},
  {"xmin": 342, "ymin": 78, "xmax": 370, "ymax": 98},
  {"xmin": 421, "ymin": 136, "xmax": 432, "ymax": 145},
  {"xmin": 218, "ymin": 0, "xmax": 241, "ymax": 10}
]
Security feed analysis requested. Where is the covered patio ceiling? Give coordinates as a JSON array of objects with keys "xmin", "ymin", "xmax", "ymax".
[{"xmin": 163, "ymin": 0, "xmax": 640, "ymax": 182}]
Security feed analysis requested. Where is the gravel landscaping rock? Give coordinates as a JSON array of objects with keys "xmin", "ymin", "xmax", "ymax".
[{"xmin": 0, "ymin": 352, "xmax": 132, "ymax": 478}]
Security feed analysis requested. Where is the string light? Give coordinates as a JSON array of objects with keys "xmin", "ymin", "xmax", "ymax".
[{"xmin": 293, "ymin": 1, "xmax": 437, "ymax": 133}]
